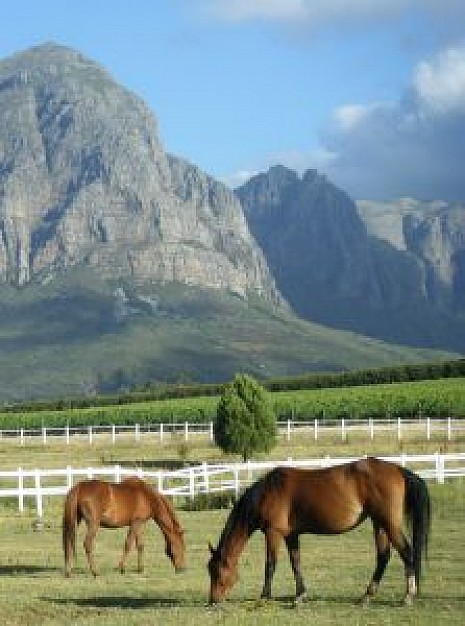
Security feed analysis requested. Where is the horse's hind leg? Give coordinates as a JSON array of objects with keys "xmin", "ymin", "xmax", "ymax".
[
  {"xmin": 83, "ymin": 521, "xmax": 100, "ymax": 577},
  {"xmin": 285, "ymin": 533, "xmax": 307, "ymax": 605},
  {"xmin": 387, "ymin": 529, "xmax": 416, "ymax": 605},
  {"xmin": 358, "ymin": 522, "xmax": 391, "ymax": 605}
]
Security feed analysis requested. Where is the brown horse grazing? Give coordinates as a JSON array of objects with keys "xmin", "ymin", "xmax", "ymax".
[
  {"xmin": 62, "ymin": 477, "xmax": 185, "ymax": 577},
  {"xmin": 208, "ymin": 457, "xmax": 431, "ymax": 606}
]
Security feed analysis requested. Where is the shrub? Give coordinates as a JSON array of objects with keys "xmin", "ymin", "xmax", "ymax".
[{"xmin": 214, "ymin": 373, "xmax": 277, "ymax": 461}]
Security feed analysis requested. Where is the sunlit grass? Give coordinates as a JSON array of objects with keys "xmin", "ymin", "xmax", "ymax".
[
  {"xmin": 0, "ymin": 432, "xmax": 464, "ymax": 624},
  {"xmin": 0, "ymin": 480, "xmax": 464, "ymax": 625}
]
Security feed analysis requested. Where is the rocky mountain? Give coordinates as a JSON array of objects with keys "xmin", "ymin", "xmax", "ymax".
[
  {"xmin": 0, "ymin": 43, "xmax": 458, "ymax": 401},
  {"xmin": 358, "ymin": 198, "xmax": 465, "ymax": 310},
  {"xmin": 237, "ymin": 167, "xmax": 465, "ymax": 352},
  {"xmin": 0, "ymin": 43, "xmax": 280, "ymax": 304}
]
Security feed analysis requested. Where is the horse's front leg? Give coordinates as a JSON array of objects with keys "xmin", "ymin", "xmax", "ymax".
[
  {"xmin": 83, "ymin": 521, "xmax": 99, "ymax": 577},
  {"xmin": 261, "ymin": 530, "xmax": 281, "ymax": 600},
  {"xmin": 135, "ymin": 523, "xmax": 145, "ymax": 573},
  {"xmin": 285, "ymin": 533, "xmax": 307, "ymax": 605},
  {"xmin": 119, "ymin": 523, "xmax": 138, "ymax": 573}
]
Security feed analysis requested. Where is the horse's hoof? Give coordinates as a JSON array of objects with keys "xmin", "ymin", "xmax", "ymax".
[{"xmin": 293, "ymin": 591, "xmax": 307, "ymax": 607}]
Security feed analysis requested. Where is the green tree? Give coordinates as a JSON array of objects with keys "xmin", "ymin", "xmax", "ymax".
[{"xmin": 214, "ymin": 373, "xmax": 277, "ymax": 461}]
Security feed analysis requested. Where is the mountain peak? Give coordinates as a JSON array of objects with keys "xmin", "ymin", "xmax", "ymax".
[{"xmin": 0, "ymin": 43, "xmax": 281, "ymax": 304}]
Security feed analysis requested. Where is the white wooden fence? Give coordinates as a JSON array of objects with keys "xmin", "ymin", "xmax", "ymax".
[
  {"xmin": 1, "ymin": 453, "xmax": 464, "ymax": 519},
  {"xmin": 1, "ymin": 417, "xmax": 464, "ymax": 446}
]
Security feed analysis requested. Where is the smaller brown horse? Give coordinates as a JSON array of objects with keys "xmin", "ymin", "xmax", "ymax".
[
  {"xmin": 208, "ymin": 458, "xmax": 431, "ymax": 606},
  {"xmin": 63, "ymin": 476, "xmax": 185, "ymax": 577}
]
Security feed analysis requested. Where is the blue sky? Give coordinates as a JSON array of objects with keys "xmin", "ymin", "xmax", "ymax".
[{"xmin": 2, "ymin": 1, "xmax": 465, "ymax": 201}]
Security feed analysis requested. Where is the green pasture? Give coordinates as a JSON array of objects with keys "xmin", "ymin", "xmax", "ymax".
[
  {"xmin": 0, "ymin": 479, "xmax": 463, "ymax": 625},
  {"xmin": 0, "ymin": 413, "xmax": 464, "ymax": 624},
  {"xmin": 1, "ymin": 377, "xmax": 465, "ymax": 430}
]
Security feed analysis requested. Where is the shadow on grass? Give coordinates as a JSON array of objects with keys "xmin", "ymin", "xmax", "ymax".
[
  {"xmin": 0, "ymin": 565, "xmax": 61, "ymax": 576},
  {"xmin": 46, "ymin": 595, "xmax": 200, "ymax": 610}
]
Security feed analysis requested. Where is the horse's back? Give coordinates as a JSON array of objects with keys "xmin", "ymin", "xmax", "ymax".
[{"xmin": 258, "ymin": 459, "xmax": 406, "ymax": 535}]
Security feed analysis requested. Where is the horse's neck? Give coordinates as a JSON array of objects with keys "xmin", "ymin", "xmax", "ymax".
[
  {"xmin": 151, "ymin": 493, "xmax": 178, "ymax": 538},
  {"xmin": 219, "ymin": 512, "xmax": 251, "ymax": 566}
]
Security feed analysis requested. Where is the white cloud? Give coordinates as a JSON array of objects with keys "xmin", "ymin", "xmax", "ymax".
[
  {"xmin": 204, "ymin": 0, "xmax": 306, "ymax": 23},
  {"xmin": 319, "ymin": 44, "xmax": 465, "ymax": 200},
  {"xmin": 220, "ymin": 169, "xmax": 260, "ymax": 189},
  {"xmin": 414, "ymin": 45, "xmax": 465, "ymax": 114},
  {"xmin": 199, "ymin": 0, "xmax": 465, "ymax": 29},
  {"xmin": 332, "ymin": 104, "xmax": 384, "ymax": 132}
]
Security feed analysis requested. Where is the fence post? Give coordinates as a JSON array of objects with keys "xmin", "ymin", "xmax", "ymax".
[
  {"xmin": 157, "ymin": 471, "xmax": 163, "ymax": 493},
  {"xmin": 111, "ymin": 424, "xmax": 116, "ymax": 445},
  {"xmin": 20, "ymin": 428, "xmax": 24, "ymax": 446},
  {"xmin": 34, "ymin": 469, "xmax": 43, "ymax": 519},
  {"xmin": 202, "ymin": 462, "xmax": 209, "ymax": 493},
  {"xmin": 184, "ymin": 422, "xmax": 189, "ymax": 442},
  {"xmin": 66, "ymin": 466, "xmax": 73, "ymax": 490},
  {"xmin": 18, "ymin": 467, "xmax": 24, "ymax": 513},
  {"xmin": 397, "ymin": 417, "xmax": 402, "ymax": 441},
  {"xmin": 435, "ymin": 452, "xmax": 445, "ymax": 484},
  {"xmin": 88, "ymin": 426, "xmax": 93, "ymax": 445},
  {"xmin": 341, "ymin": 418, "xmax": 346, "ymax": 442},
  {"xmin": 189, "ymin": 467, "xmax": 195, "ymax": 499},
  {"xmin": 66, "ymin": 425, "xmax": 70, "ymax": 445},
  {"xmin": 234, "ymin": 466, "xmax": 240, "ymax": 498},
  {"xmin": 209, "ymin": 421, "xmax": 214, "ymax": 442},
  {"xmin": 135, "ymin": 423, "xmax": 140, "ymax": 443},
  {"xmin": 160, "ymin": 423, "xmax": 164, "ymax": 444},
  {"xmin": 426, "ymin": 417, "xmax": 431, "ymax": 441},
  {"xmin": 287, "ymin": 419, "xmax": 291, "ymax": 442},
  {"xmin": 447, "ymin": 417, "xmax": 452, "ymax": 441},
  {"xmin": 369, "ymin": 417, "xmax": 374, "ymax": 440},
  {"xmin": 314, "ymin": 419, "xmax": 318, "ymax": 441},
  {"xmin": 42, "ymin": 427, "xmax": 47, "ymax": 446},
  {"xmin": 114, "ymin": 464, "xmax": 121, "ymax": 483}
]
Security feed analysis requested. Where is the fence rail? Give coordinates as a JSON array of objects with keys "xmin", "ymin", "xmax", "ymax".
[
  {"xmin": 1, "ymin": 417, "xmax": 464, "ymax": 446},
  {"xmin": 1, "ymin": 453, "xmax": 464, "ymax": 519}
]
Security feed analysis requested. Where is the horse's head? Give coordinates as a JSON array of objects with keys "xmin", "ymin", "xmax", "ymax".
[
  {"xmin": 207, "ymin": 542, "xmax": 238, "ymax": 604},
  {"xmin": 165, "ymin": 526, "xmax": 186, "ymax": 573}
]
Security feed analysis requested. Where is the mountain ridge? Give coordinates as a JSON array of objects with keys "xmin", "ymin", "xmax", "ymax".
[{"xmin": 237, "ymin": 166, "xmax": 465, "ymax": 352}]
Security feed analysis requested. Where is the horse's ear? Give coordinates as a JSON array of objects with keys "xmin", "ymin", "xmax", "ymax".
[{"xmin": 208, "ymin": 541, "xmax": 215, "ymax": 556}]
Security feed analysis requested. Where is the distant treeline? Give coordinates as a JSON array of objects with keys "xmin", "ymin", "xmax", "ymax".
[
  {"xmin": 266, "ymin": 358, "xmax": 465, "ymax": 392},
  {"xmin": 2, "ymin": 358, "xmax": 464, "ymax": 414}
]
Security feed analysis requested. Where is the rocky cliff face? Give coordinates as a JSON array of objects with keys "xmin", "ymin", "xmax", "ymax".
[
  {"xmin": 0, "ymin": 43, "xmax": 281, "ymax": 304},
  {"xmin": 358, "ymin": 199, "xmax": 465, "ymax": 309},
  {"xmin": 237, "ymin": 167, "xmax": 465, "ymax": 351},
  {"xmin": 237, "ymin": 165, "xmax": 385, "ymax": 318}
]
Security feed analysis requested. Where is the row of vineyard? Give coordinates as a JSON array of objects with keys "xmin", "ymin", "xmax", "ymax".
[
  {"xmin": 0, "ymin": 377, "xmax": 464, "ymax": 430},
  {"xmin": 3, "ymin": 358, "xmax": 464, "ymax": 414}
]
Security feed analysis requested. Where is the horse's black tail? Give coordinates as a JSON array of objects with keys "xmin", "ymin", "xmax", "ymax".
[{"xmin": 402, "ymin": 467, "xmax": 431, "ymax": 591}]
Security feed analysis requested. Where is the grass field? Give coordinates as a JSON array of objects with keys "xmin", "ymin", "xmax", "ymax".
[{"xmin": 0, "ymin": 438, "xmax": 464, "ymax": 624}]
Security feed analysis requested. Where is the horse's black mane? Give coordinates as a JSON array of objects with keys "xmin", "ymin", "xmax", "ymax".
[{"xmin": 216, "ymin": 467, "xmax": 285, "ymax": 556}]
